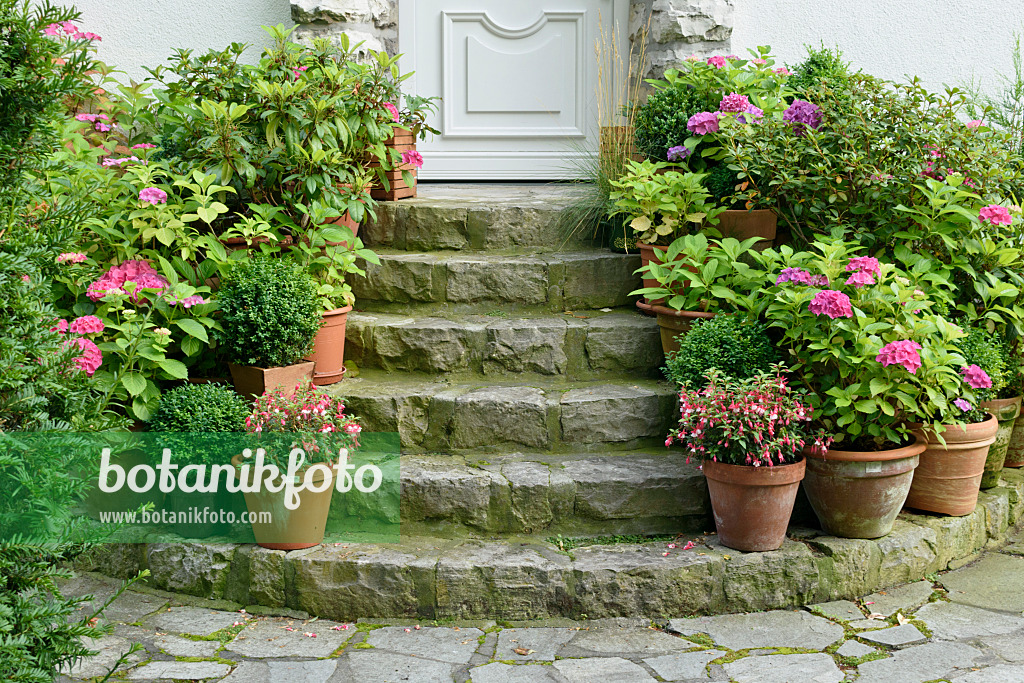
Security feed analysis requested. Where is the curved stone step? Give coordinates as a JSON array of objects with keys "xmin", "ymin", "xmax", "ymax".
[
  {"xmin": 348, "ymin": 249, "xmax": 641, "ymax": 313},
  {"xmin": 365, "ymin": 183, "xmax": 593, "ymax": 251},
  {"xmin": 79, "ymin": 470, "xmax": 1024, "ymax": 621},
  {"xmin": 328, "ymin": 376, "xmax": 678, "ymax": 452},
  {"xmin": 346, "ymin": 310, "xmax": 664, "ymax": 380}
]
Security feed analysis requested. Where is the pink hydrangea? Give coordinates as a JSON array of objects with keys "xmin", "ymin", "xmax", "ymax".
[
  {"xmin": 132, "ymin": 143, "xmax": 157, "ymax": 149},
  {"xmin": 65, "ymin": 337, "xmax": 103, "ymax": 376},
  {"xmin": 167, "ymin": 294, "xmax": 207, "ymax": 308},
  {"xmin": 773, "ymin": 67, "xmax": 792, "ymax": 76},
  {"xmin": 845, "ymin": 256, "xmax": 881, "ymax": 277},
  {"xmin": 967, "ymin": 120, "xmax": 983, "ymax": 129},
  {"xmin": 706, "ymin": 55, "xmax": 726, "ymax": 68},
  {"xmin": 752, "ymin": 58, "xmax": 767, "ymax": 65},
  {"xmin": 876, "ymin": 340, "xmax": 923, "ymax": 374},
  {"xmin": 87, "ymin": 260, "xmax": 168, "ymax": 302},
  {"xmin": 401, "ymin": 149, "xmax": 424, "ymax": 168},
  {"xmin": 962, "ymin": 364, "xmax": 993, "ymax": 389},
  {"xmin": 979, "ymin": 205, "xmax": 1012, "ymax": 226},
  {"xmin": 687, "ymin": 112, "xmax": 720, "ymax": 135},
  {"xmin": 776, "ymin": 268, "xmax": 828, "ymax": 287},
  {"xmin": 57, "ymin": 252, "xmax": 87, "ymax": 264},
  {"xmin": 954, "ymin": 398, "xmax": 973, "ymax": 412},
  {"xmin": 845, "ymin": 270, "xmax": 876, "ymax": 288},
  {"xmin": 69, "ymin": 315, "xmax": 105, "ymax": 335},
  {"xmin": 808, "ymin": 290, "xmax": 854, "ymax": 318},
  {"xmin": 383, "ymin": 102, "xmax": 400, "ymax": 123},
  {"xmin": 719, "ymin": 92, "xmax": 750, "ymax": 113},
  {"xmin": 51, "ymin": 319, "xmax": 69, "ymax": 335},
  {"xmin": 138, "ymin": 187, "xmax": 167, "ymax": 205}
]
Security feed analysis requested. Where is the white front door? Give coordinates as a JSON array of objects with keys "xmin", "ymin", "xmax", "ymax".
[{"xmin": 399, "ymin": 0, "xmax": 629, "ymax": 180}]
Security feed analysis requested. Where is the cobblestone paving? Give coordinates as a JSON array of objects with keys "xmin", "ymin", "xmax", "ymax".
[{"xmin": 60, "ymin": 529, "xmax": 1024, "ymax": 682}]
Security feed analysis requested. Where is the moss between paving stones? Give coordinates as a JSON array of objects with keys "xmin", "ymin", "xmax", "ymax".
[{"xmin": 76, "ymin": 470, "xmax": 1024, "ymax": 621}]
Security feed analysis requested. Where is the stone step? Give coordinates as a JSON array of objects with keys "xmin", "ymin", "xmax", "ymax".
[
  {"xmin": 80, "ymin": 470, "xmax": 1024, "ymax": 621},
  {"xmin": 348, "ymin": 249, "xmax": 641, "ymax": 314},
  {"xmin": 396, "ymin": 452, "xmax": 708, "ymax": 537},
  {"xmin": 329, "ymin": 375, "xmax": 678, "ymax": 453},
  {"xmin": 346, "ymin": 310, "xmax": 664, "ymax": 380},
  {"xmin": 365, "ymin": 183, "xmax": 593, "ymax": 252}
]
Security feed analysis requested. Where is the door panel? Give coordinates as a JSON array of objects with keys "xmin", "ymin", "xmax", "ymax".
[{"xmin": 399, "ymin": 0, "xmax": 628, "ymax": 180}]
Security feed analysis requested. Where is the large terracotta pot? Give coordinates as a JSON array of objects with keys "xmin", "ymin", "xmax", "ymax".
[
  {"xmin": 703, "ymin": 457, "xmax": 806, "ymax": 552},
  {"xmin": 648, "ymin": 304, "xmax": 714, "ymax": 355},
  {"xmin": 231, "ymin": 453, "xmax": 336, "ymax": 550},
  {"xmin": 905, "ymin": 414, "xmax": 998, "ymax": 516},
  {"xmin": 978, "ymin": 396, "xmax": 1021, "ymax": 488},
  {"xmin": 802, "ymin": 436, "xmax": 924, "ymax": 538},
  {"xmin": 636, "ymin": 243, "xmax": 669, "ymax": 311},
  {"xmin": 715, "ymin": 209, "xmax": 777, "ymax": 249},
  {"xmin": 228, "ymin": 361, "xmax": 315, "ymax": 401},
  {"xmin": 1006, "ymin": 414, "xmax": 1024, "ymax": 468},
  {"xmin": 304, "ymin": 306, "xmax": 353, "ymax": 386}
]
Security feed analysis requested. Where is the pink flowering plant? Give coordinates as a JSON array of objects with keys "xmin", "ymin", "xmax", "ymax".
[
  {"xmin": 666, "ymin": 367, "xmax": 826, "ymax": 467},
  {"xmin": 244, "ymin": 382, "xmax": 362, "ymax": 467},
  {"xmin": 759, "ymin": 240, "xmax": 976, "ymax": 448}
]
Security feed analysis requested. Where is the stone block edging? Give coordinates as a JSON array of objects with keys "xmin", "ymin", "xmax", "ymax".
[{"xmin": 77, "ymin": 469, "xmax": 1024, "ymax": 621}]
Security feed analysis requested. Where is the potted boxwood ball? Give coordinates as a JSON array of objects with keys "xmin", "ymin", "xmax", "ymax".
[
  {"xmin": 667, "ymin": 367, "xmax": 820, "ymax": 552},
  {"xmin": 216, "ymin": 256, "xmax": 323, "ymax": 400},
  {"xmin": 148, "ymin": 382, "xmax": 251, "ymax": 538}
]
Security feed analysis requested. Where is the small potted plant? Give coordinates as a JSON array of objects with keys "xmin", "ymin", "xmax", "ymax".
[
  {"xmin": 664, "ymin": 315, "xmax": 778, "ymax": 388},
  {"xmin": 148, "ymin": 382, "xmax": 251, "ymax": 537},
  {"xmin": 369, "ymin": 94, "xmax": 439, "ymax": 201},
  {"xmin": 631, "ymin": 233, "xmax": 766, "ymax": 354},
  {"xmin": 232, "ymin": 382, "xmax": 362, "ymax": 549},
  {"xmin": 667, "ymin": 367, "xmax": 822, "ymax": 551},
  {"xmin": 216, "ymin": 256, "xmax": 322, "ymax": 399}
]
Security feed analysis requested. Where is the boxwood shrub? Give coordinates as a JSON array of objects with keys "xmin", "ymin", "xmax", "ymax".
[{"xmin": 664, "ymin": 315, "xmax": 778, "ymax": 389}]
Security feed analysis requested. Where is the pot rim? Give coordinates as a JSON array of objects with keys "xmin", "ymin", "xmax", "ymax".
[
  {"xmin": 322, "ymin": 305, "xmax": 353, "ymax": 317},
  {"xmin": 806, "ymin": 433, "xmax": 926, "ymax": 463},
  {"xmin": 228, "ymin": 360, "xmax": 316, "ymax": 373},
  {"xmin": 648, "ymin": 304, "xmax": 716, "ymax": 319},
  {"xmin": 230, "ymin": 452, "xmax": 335, "ymax": 485},
  {"xmin": 702, "ymin": 456, "xmax": 806, "ymax": 486},
  {"xmin": 978, "ymin": 395, "xmax": 1022, "ymax": 407},
  {"xmin": 910, "ymin": 413, "xmax": 998, "ymax": 443}
]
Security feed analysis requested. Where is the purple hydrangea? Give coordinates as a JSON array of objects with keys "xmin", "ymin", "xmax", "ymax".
[
  {"xmin": 783, "ymin": 100, "xmax": 822, "ymax": 136},
  {"xmin": 687, "ymin": 112, "xmax": 721, "ymax": 135},
  {"xmin": 667, "ymin": 145, "xmax": 691, "ymax": 162},
  {"xmin": 953, "ymin": 398, "xmax": 972, "ymax": 412},
  {"xmin": 736, "ymin": 104, "xmax": 764, "ymax": 124},
  {"xmin": 776, "ymin": 267, "xmax": 828, "ymax": 287}
]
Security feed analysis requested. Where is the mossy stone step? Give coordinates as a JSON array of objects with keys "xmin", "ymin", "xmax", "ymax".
[
  {"xmin": 348, "ymin": 249, "xmax": 640, "ymax": 313},
  {"xmin": 327, "ymin": 375, "xmax": 678, "ymax": 453},
  {"xmin": 366, "ymin": 183, "xmax": 591, "ymax": 252},
  {"xmin": 79, "ymin": 471, "xmax": 1024, "ymax": 621},
  {"xmin": 346, "ymin": 310, "xmax": 663, "ymax": 380}
]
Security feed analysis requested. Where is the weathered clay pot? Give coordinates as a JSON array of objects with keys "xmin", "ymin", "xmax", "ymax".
[
  {"xmin": 905, "ymin": 414, "xmax": 998, "ymax": 516},
  {"xmin": 636, "ymin": 243, "xmax": 670, "ymax": 311},
  {"xmin": 715, "ymin": 209, "xmax": 777, "ymax": 249},
  {"xmin": 368, "ymin": 128, "xmax": 418, "ymax": 200},
  {"xmin": 648, "ymin": 304, "xmax": 715, "ymax": 355},
  {"xmin": 802, "ymin": 437, "xmax": 924, "ymax": 538},
  {"xmin": 1006, "ymin": 414, "xmax": 1024, "ymax": 468},
  {"xmin": 703, "ymin": 457, "xmax": 806, "ymax": 552},
  {"xmin": 228, "ymin": 361, "xmax": 315, "ymax": 401},
  {"xmin": 979, "ymin": 396, "xmax": 1021, "ymax": 488},
  {"xmin": 303, "ymin": 306, "xmax": 353, "ymax": 386},
  {"xmin": 231, "ymin": 453, "xmax": 336, "ymax": 550}
]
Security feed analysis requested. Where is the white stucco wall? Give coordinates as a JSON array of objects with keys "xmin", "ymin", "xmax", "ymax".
[
  {"xmin": 68, "ymin": 0, "xmax": 291, "ymax": 81},
  {"xmin": 732, "ymin": 0, "xmax": 1024, "ymax": 95}
]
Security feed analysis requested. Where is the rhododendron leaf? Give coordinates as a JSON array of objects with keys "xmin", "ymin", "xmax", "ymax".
[{"xmin": 122, "ymin": 372, "xmax": 146, "ymax": 397}]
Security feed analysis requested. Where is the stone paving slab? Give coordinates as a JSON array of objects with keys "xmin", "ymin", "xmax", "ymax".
[
  {"xmin": 723, "ymin": 653, "xmax": 844, "ymax": 683},
  {"xmin": 553, "ymin": 657, "xmax": 656, "ymax": 682},
  {"xmin": 847, "ymin": 618, "xmax": 890, "ymax": 631},
  {"xmin": 953, "ymin": 663, "xmax": 1024, "ymax": 681},
  {"xmin": 861, "ymin": 580, "xmax": 936, "ymax": 618},
  {"xmin": 365, "ymin": 626, "xmax": 484, "ymax": 664},
  {"xmin": 224, "ymin": 618, "xmax": 354, "ymax": 658},
  {"xmin": 854, "ymin": 641, "xmax": 985, "ymax": 683},
  {"xmin": 126, "ymin": 660, "xmax": 232, "ymax": 680},
  {"xmin": 940, "ymin": 553, "xmax": 1024, "ymax": 613},
  {"xmin": 977, "ymin": 629, "xmax": 1024, "ymax": 662},
  {"xmin": 807, "ymin": 599, "xmax": 863, "ymax": 622},
  {"xmin": 152, "ymin": 633, "xmax": 220, "ymax": 657},
  {"xmin": 220, "ymin": 660, "xmax": 338, "ymax": 683},
  {"xmin": 836, "ymin": 640, "xmax": 876, "ymax": 658},
  {"xmin": 60, "ymin": 636, "xmax": 140, "ymax": 679},
  {"xmin": 346, "ymin": 651, "xmax": 455, "ymax": 683},
  {"xmin": 668, "ymin": 610, "xmax": 845, "ymax": 650},
  {"xmin": 560, "ymin": 626, "xmax": 694, "ymax": 658},
  {"xmin": 917, "ymin": 601, "xmax": 1024, "ymax": 640},
  {"xmin": 642, "ymin": 649, "xmax": 726, "ymax": 681},
  {"xmin": 859, "ymin": 623, "xmax": 929, "ymax": 648},
  {"xmin": 469, "ymin": 662, "xmax": 563, "ymax": 683},
  {"xmin": 495, "ymin": 627, "xmax": 576, "ymax": 661},
  {"xmin": 143, "ymin": 606, "xmax": 246, "ymax": 635}
]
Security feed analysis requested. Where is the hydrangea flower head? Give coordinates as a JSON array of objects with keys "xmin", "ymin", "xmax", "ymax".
[
  {"xmin": 401, "ymin": 149, "xmax": 424, "ymax": 168},
  {"xmin": 776, "ymin": 267, "xmax": 827, "ymax": 286},
  {"xmin": 65, "ymin": 337, "xmax": 102, "ymax": 376},
  {"xmin": 687, "ymin": 112, "xmax": 720, "ymax": 135},
  {"xmin": 167, "ymin": 294, "xmax": 207, "ymax": 308},
  {"xmin": 132, "ymin": 143, "xmax": 156, "ymax": 150},
  {"xmin": 87, "ymin": 260, "xmax": 168, "ymax": 303},
  {"xmin": 719, "ymin": 93, "xmax": 750, "ymax": 113},
  {"xmin": 706, "ymin": 55, "xmax": 726, "ymax": 68},
  {"xmin": 962, "ymin": 364, "xmax": 993, "ymax": 389},
  {"xmin": 51, "ymin": 319, "xmax": 69, "ymax": 335},
  {"xmin": 736, "ymin": 104, "xmax": 764, "ymax": 124},
  {"xmin": 953, "ymin": 398, "xmax": 973, "ymax": 412},
  {"xmin": 783, "ymin": 100, "xmax": 822, "ymax": 136},
  {"xmin": 666, "ymin": 145, "xmax": 691, "ymax": 162},
  {"xmin": 845, "ymin": 256, "xmax": 881, "ymax": 277},
  {"xmin": 57, "ymin": 252, "xmax": 87, "ymax": 264},
  {"xmin": 752, "ymin": 58, "xmax": 767, "ymax": 65},
  {"xmin": 967, "ymin": 120, "xmax": 983, "ymax": 129},
  {"xmin": 845, "ymin": 270, "xmax": 876, "ymax": 288},
  {"xmin": 138, "ymin": 187, "xmax": 167, "ymax": 205},
  {"xmin": 69, "ymin": 315, "xmax": 105, "ymax": 335},
  {"xmin": 979, "ymin": 205, "xmax": 1012, "ymax": 226},
  {"xmin": 773, "ymin": 67, "xmax": 792, "ymax": 76},
  {"xmin": 876, "ymin": 340, "xmax": 923, "ymax": 374},
  {"xmin": 808, "ymin": 290, "xmax": 853, "ymax": 318}
]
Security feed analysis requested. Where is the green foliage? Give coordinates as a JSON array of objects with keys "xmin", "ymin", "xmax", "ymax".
[
  {"xmin": 633, "ymin": 85, "xmax": 715, "ymax": 161},
  {"xmin": 964, "ymin": 33, "xmax": 1024, "ymax": 155},
  {"xmin": 664, "ymin": 316, "xmax": 777, "ymax": 388},
  {"xmin": 215, "ymin": 257, "xmax": 322, "ymax": 368},
  {"xmin": 149, "ymin": 382, "xmax": 249, "ymax": 432},
  {"xmin": 787, "ymin": 45, "xmax": 853, "ymax": 97},
  {"xmin": 957, "ymin": 326, "xmax": 1010, "ymax": 401},
  {"xmin": 703, "ymin": 164, "xmax": 742, "ymax": 207}
]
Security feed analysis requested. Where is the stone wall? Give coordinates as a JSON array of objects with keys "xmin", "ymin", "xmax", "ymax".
[{"xmin": 291, "ymin": 0, "xmax": 398, "ymax": 55}]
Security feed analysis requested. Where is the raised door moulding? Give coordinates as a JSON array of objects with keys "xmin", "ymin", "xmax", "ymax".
[{"xmin": 440, "ymin": 10, "xmax": 587, "ymax": 138}]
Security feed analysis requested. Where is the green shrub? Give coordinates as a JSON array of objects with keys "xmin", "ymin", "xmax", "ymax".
[
  {"xmin": 664, "ymin": 316, "xmax": 778, "ymax": 388},
  {"xmin": 704, "ymin": 164, "xmax": 741, "ymax": 208},
  {"xmin": 634, "ymin": 85, "xmax": 716, "ymax": 162},
  {"xmin": 215, "ymin": 257, "xmax": 322, "ymax": 368},
  {"xmin": 150, "ymin": 383, "xmax": 249, "ymax": 432},
  {"xmin": 787, "ymin": 45, "xmax": 853, "ymax": 97},
  {"xmin": 957, "ymin": 326, "xmax": 1010, "ymax": 402}
]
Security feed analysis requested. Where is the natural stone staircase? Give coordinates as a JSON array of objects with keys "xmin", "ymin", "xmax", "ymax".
[{"xmin": 333, "ymin": 183, "xmax": 698, "ymax": 535}]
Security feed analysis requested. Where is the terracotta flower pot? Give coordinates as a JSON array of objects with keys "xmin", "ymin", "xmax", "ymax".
[
  {"xmin": 368, "ymin": 127, "xmax": 418, "ymax": 200},
  {"xmin": 231, "ymin": 453, "xmax": 335, "ymax": 550},
  {"xmin": 715, "ymin": 209, "xmax": 777, "ymax": 249},
  {"xmin": 636, "ymin": 243, "xmax": 669, "ymax": 312},
  {"xmin": 228, "ymin": 361, "xmax": 315, "ymax": 401},
  {"xmin": 905, "ymin": 414, "xmax": 998, "ymax": 516},
  {"xmin": 802, "ymin": 436, "xmax": 924, "ymax": 538},
  {"xmin": 304, "ymin": 306, "xmax": 353, "ymax": 386},
  {"xmin": 648, "ymin": 304, "xmax": 715, "ymax": 355},
  {"xmin": 1006, "ymin": 415, "xmax": 1024, "ymax": 468},
  {"xmin": 978, "ymin": 396, "xmax": 1021, "ymax": 488},
  {"xmin": 703, "ymin": 457, "xmax": 806, "ymax": 552}
]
